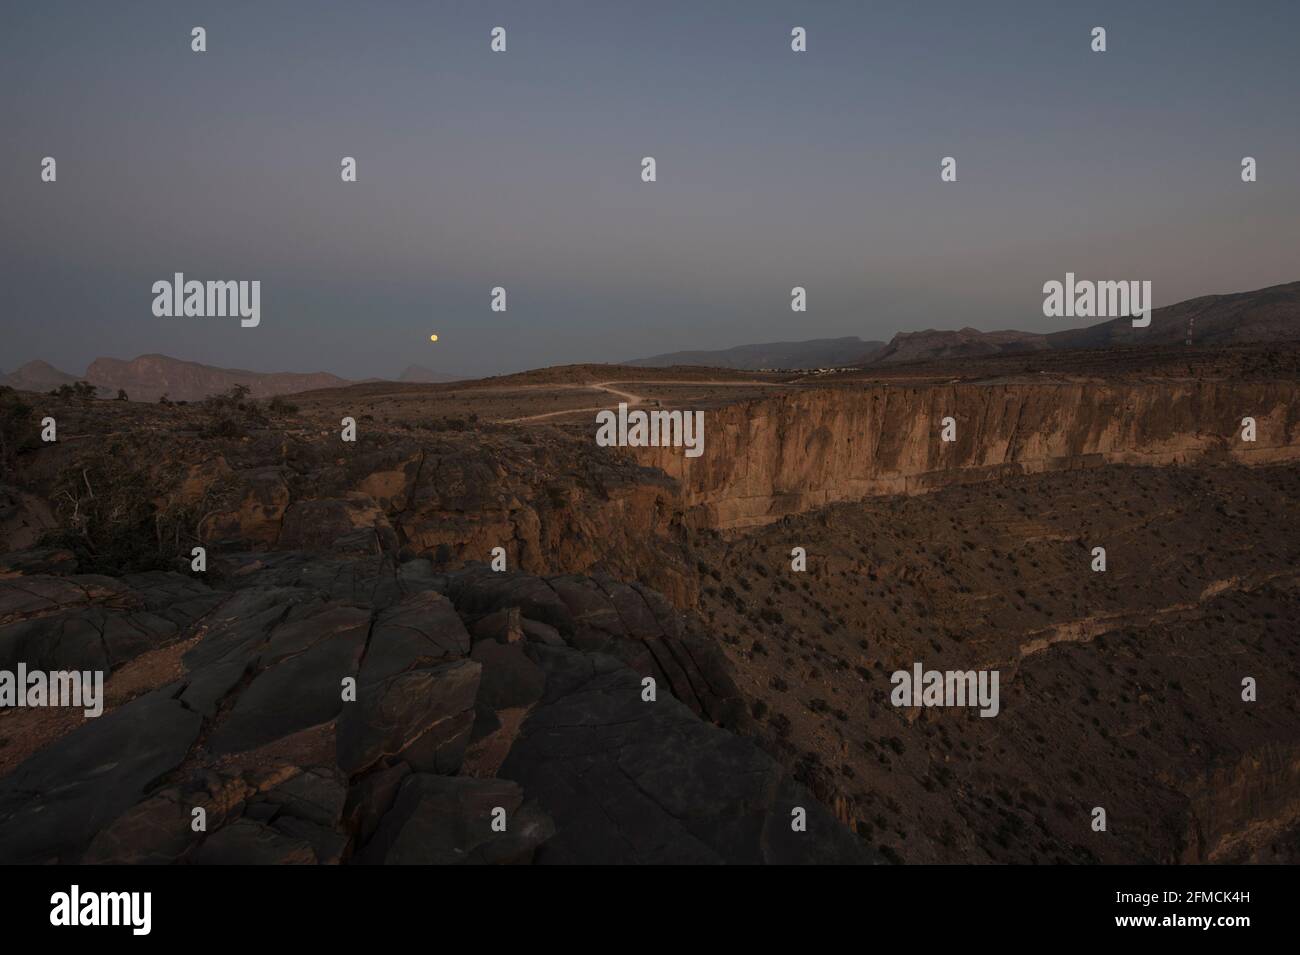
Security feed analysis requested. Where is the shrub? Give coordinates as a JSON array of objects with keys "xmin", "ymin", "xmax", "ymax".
[
  {"xmin": 43, "ymin": 450, "xmax": 203, "ymax": 573},
  {"xmin": 204, "ymin": 415, "xmax": 247, "ymax": 438},
  {"xmin": 0, "ymin": 386, "xmax": 40, "ymax": 468},
  {"xmin": 52, "ymin": 381, "xmax": 97, "ymax": 400},
  {"xmin": 202, "ymin": 384, "xmax": 268, "ymax": 435}
]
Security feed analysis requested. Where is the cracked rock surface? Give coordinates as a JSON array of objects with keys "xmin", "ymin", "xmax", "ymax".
[{"xmin": 0, "ymin": 550, "xmax": 879, "ymax": 864}]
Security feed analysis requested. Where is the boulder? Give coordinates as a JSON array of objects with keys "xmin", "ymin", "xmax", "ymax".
[
  {"xmin": 358, "ymin": 774, "xmax": 554, "ymax": 865},
  {"xmin": 336, "ymin": 659, "xmax": 481, "ymax": 775},
  {"xmin": 0, "ymin": 686, "xmax": 202, "ymax": 863}
]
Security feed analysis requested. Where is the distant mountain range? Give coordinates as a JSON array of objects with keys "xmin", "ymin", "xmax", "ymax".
[
  {"xmin": 1043, "ymin": 280, "xmax": 1300, "ymax": 350},
  {"xmin": 867, "ymin": 328, "xmax": 1048, "ymax": 365},
  {"xmin": 398, "ymin": 364, "xmax": 461, "ymax": 383},
  {"xmin": 627, "ymin": 336, "xmax": 886, "ymax": 370},
  {"xmin": 627, "ymin": 280, "xmax": 1300, "ymax": 369},
  {"xmin": 0, "ymin": 354, "xmax": 459, "ymax": 402},
  {"xmin": 5, "ymin": 282, "xmax": 1296, "ymax": 397},
  {"xmin": 83, "ymin": 355, "xmax": 351, "ymax": 402},
  {"xmin": 0, "ymin": 359, "xmax": 85, "ymax": 394}
]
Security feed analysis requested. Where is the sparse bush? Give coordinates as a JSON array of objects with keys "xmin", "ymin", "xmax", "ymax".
[
  {"xmin": 42, "ymin": 449, "xmax": 215, "ymax": 574},
  {"xmin": 0, "ymin": 386, "xmax": 40, "ymax": 467},
  {"xmin": 52, "ymin": 381, "xmax": 96, "ymax": 401},
  {"xmin": 204, "ymin": 415, "xmax": 247, "ymax": 438},
  {"xmin": 203, "ymin": 384, "xmax": 250, "ymax": 412},
  {"xmin": 416, "ymin": 417, "xmax": 473, "ymax": 432},
  {"xmin": 202, "ymin": 384, "xmax": 267, "ymax": 435}
]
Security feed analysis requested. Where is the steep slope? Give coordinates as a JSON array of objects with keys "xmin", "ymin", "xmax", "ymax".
[
  {"xmin": 857, "ymin": 280, "xmax": 1300, "ymax": 368},
  {"xmin": 693, "ymin": 464, "xmax": 1300, "ymax": 863},
  {"xmin": 1046, "ymin": 280, "xmax": 1300, "ymax": 350},
  {"xmin": 633, "ymin": 379, "xmax": 1300, "ymax": 529}
]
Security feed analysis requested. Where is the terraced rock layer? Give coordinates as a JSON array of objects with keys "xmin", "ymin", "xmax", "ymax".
[{"xmin": 635, "ymin": 380, "xmax": 1300, "ymax": 528}]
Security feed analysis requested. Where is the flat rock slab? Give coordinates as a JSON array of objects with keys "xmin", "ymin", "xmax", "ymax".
[
  {"xmin": 358, "ymin": 774, "xmax": 554, "ymax": 865},
  {"xmin": 208, "ymin": 627, "xmax": 366, "ymax": 754},
  {"xmin": 191, "ymin": 819, "xmax": 317, "ymax": 865},
  {"xmin": 0, "ymin": 574, "xmax": 138, "ymax": 625},
  {"xmin": 337, "ymin": 659, "xmax": 481, "ymax": 775},
  {"xmin": 0, "ymin": 554, "xmax": 875, "ymax": 865},
  {"xmin": 500, "ymin": 646, "xmax": 879, "ymax": 865},
  {"xmin": 359, "ymin": 590, "xmax": 470, "ymax": 684},
  {"xmin": 0, "ymin": 686, "xmax": 201, "ymax": 863}
]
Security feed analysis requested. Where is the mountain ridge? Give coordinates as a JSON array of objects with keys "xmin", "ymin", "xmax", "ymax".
[
  {"xmin": 5, "ymin": 280, "xmax": 1297, "ymax": 396},
  {"xmin": 625, "ymin": 280, "xmax": 1300, "ymax": 370},
  {"xmin": 626, "ymin": 336, "xmax": 886, "ymax": 370},
  {"xmin": 1, "ymin": 355, "xmax": 458, "ymax": 402}
]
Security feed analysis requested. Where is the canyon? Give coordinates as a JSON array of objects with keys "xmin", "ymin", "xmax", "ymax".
[{"xmin": 0, "ymin": 339, "xmax": 1296, "ymax": 864}]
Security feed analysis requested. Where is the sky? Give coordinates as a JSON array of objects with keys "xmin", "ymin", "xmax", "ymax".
[{"xmin": 2, "ymin": 0, "xmax": 1298, "ymax": 379}]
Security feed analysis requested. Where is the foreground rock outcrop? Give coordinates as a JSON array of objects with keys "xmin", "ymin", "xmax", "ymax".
[{"xmin": 0, "ymin": 553, "xmax": 877, "ymax": 864}]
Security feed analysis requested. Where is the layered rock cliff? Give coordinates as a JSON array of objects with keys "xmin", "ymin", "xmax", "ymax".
[{"xmin": 633, "ymin": 380, "xmax": 1300, "ymax": 529}]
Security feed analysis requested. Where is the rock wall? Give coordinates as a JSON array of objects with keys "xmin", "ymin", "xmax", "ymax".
[
  {"xmin": 633, "ymin": 380, "xmax": 1300, "ymax": 529},
  {"xmin": 190, "ymin": 434, "xmax": 699, "ymax": 605}
]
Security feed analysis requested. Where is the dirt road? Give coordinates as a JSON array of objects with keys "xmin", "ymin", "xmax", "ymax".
[{"xmin": 499, "ymin": 379, "xmax": 778, "ymax": 423}]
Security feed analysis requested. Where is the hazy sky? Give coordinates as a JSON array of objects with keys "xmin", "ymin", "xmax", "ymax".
[{"xmin": 3, "ymin": 1, "xmax": 1298, "ymax": 379}]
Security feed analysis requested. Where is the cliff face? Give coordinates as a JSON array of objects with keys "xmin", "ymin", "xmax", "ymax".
[
  {"xmin": 11, "ymin": 375, "xmax": 1297, "ymax": 605},
  {"xmin": 632, "ymin": 380, "xmax": 1300, "ymax": 529},
  {"xmin": 175, "ymin": 431, "xmax": 698, "ymax": 605},
  {"xmin": 354, "ymin": 444, "xmax": 696, "ymax": 604}
]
